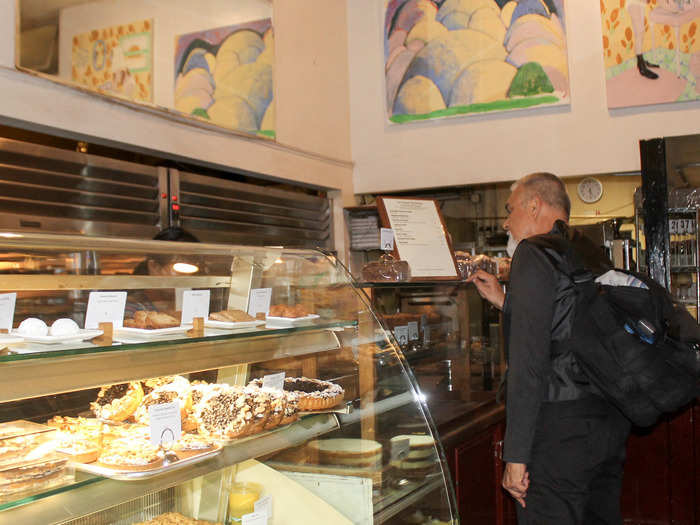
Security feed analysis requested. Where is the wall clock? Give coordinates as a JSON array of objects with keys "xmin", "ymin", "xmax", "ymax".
[{"xmin": 577, "ymin": 177, "xmax": 603, "ymax": 204}]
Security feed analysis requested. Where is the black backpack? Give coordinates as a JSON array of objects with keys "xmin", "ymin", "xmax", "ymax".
[{"xmin": 529, "ymin": 235, "xmax": 700, "ymax": 427}]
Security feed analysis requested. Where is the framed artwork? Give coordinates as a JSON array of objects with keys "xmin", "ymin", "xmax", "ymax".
[
  {"xmin": 174, "ymin": 19, "xmax": 274, "ymax": 138},
  {"xmin": 71, "ymin": 19, "xmax": 153, "ymax": 103},
  {"xmin": 600, "ymin": 0, "xmax": 700, "ymax": 108},
  {"xmin": 384, "ymin": 0, "xmax": 570, "ymax": 124}
]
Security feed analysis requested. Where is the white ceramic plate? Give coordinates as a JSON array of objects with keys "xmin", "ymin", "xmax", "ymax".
[
  {"xmin": 265, "ymin": 314, "xmax": 320, "ymax": 328},
  {"xmin": 204, "ymin": 319, "xmax": 265, "ymax": 330},
  {"xmin": 0, "ymin": 334, "xmax": 24, "ymax": 345},
  {"xmin": 12, "ymin": 329, "xmax": 103, "ymax": 344},
  {"xmin": 115, "ymin": 326, "xmax": 190, "ymax": 338}
]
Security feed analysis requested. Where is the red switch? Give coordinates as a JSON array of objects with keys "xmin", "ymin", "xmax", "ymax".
[
  {"xmin": 172, "ymin": 195, "xmax": 178, "ymax": 201},
  {"xmin": 172, "ymin": 204, "xmax": 180, "ymax": 211},
  {"xmin": 161, "ymin": 192, "xmax": 167, "ymax": 199}
]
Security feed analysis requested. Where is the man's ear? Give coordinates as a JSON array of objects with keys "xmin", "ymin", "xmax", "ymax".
[{"xmin": 527, "ymin": 196, "xmax": 540, "ymax": 218}]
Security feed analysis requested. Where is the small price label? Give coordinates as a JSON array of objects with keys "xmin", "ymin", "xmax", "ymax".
[
  {"xmin": 408, "ymin": 321, "xmax": 419, "ymax": 341},
  {"xmin": 670, "ymin": 220, "xmax": 677, "ymax": 234},
  {"xmin": 242, "ymin": 511, "xmax": 267, "ymax": 525},
  {"xmin": 148, "ymin": 400, "xmax": 181, "ymax": 447},
  {"xmin": 254, "ymin": 495, "xmax": 272, "ymax": 518},
  {"xmin": 262, "ymin": 372, "xmax": 285, "ymax": 391},
  {"xmin": 391, "ymin": 437, "xmax": 410, "ymax": 461},
  {"xmin": 248, "ymin": 288, "xmax": 272, "ymax": 317},
  {"xmin": 0, "ymin": 293, "xmax": 16, "ymax": 331},
  {"xmin": 85, "ymin": 291, "xmax": 127, "ymax": 329},
  {"xmin": 380, "ymin": 228, "xmax": 395, "ymax": 251},
  {"xmin": 423, "ymin": 325, "xmax": 431, "ymax": 345},
  {"xmin": 394, "ymin": 326, "xmax": 409, "ymax": 346},
  {"xmin": 181, "ymin": 289, "xmax": 210, "ymax": 325}
]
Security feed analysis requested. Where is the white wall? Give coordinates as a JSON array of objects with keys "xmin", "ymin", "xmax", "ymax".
[
  {"xmin": 347, "ymin": 0, "xmax": 700, "ymax": 194},
  {"xmin": 58, "ymin": 0, "xmax": 271, "ymax": 109}
]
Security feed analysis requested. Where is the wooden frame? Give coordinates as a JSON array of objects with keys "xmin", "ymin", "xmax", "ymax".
[{"xmin": 376, "ymin": 196, "xmax": 459, "ymax": 281}]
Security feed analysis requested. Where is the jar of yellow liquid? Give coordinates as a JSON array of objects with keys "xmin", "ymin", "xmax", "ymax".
[{"xmin": 227, "ymin": 481, "xmax": 263, "ymax": 523}]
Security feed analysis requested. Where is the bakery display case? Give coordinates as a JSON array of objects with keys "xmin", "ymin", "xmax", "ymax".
[{"xmin": 0, "ymin": 233, "xmax": 457, "ymax": 524}]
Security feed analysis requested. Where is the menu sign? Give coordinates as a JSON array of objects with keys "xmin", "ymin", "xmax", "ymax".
[{"xmin": 377, "ymin": 197, "xmax": 458, "ymax": 280}]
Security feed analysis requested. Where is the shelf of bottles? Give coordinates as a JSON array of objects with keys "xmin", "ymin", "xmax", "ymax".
[{"xmin": 669, "ymin": 209, "xmax": 700, "ymax": 320}]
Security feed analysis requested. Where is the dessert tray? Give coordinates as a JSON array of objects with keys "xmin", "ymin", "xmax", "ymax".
[
  {"xmin": 265, "ymin": 314, "xmax": 320, "ymax": 328},
  {"xmin": 10, "ymin": 329, "xmax": 103, "ymax": 345},
  {"xmin": 114, "ymin": 326, "xmax": 191, "ymax": 338},
  {"xmin": 69, "ymin": 443, "xmax": 222, "ymax": 481},
  {"xmin": 203, "ymin": 319, "xmax": 265, "ymax": 330}
]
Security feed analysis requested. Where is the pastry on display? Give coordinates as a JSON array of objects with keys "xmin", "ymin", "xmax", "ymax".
[
  {"xmin": 134, "ymin": 377, "xmax": 194, "ymax": 431},
  {"xmin": 90, "ymin": 382, "xmax": 144, "ymax": 422},
  {"xmin": 280, "ymin": 391, "xmax": 300, "ymax": 425},
  {"xmin": 261, "ymin": 388, "xmax": 287, "ymax": 429},
  {"xmin": 97, "ymin": 437, "xmax": 163, "ymax": 471},
  {"xmin": 123, "ymin": 310, "xmax": 180, "ymax": 329},
  {"xmin": 390, "ymin": 434, "xmax": 438, "ymax": 478},
  {"xmin": 242, "ymin": 387, "xmax": 271, "ymax": 435},
  {"xmin": 16, "ymin": 317, "xmax": 48, "ymax": 336},
  {"xmin": 0, "ymin": 455, "xmax": 69, "ymax": 497},
  {"xmin": 281, "ymin": 377, "xmax": 344, "ymax": 411},
  {"xmin": 208, "ymin": 309, "xmax": 255, "ymax": 322},
  {"xmin": 133, "ymin": 512, "xmax": 221, "ymax": 525},
  {"xmin": 48, "ymin": 318, "xmax": 80, "ymax": 336},
  {"xmin": 47, "ymin": 416, "xmax": 102, "ymax": 463},
  {"xmin": 172, "ymin": 433, "xmax": 216, "ymax": 457},
  {"xmin": 267, "ymin": 304, "xmax": 311, "ymax": 318},
  {"xmin": 308, "ymin": 438, "xmax": 382, "ymax": 468},
  {"xmin": 390, "ymin": 434, "xmax": 436, "ymax": 460},
  {"xmin": 194, "ymin": 386, "xmax": 255, "ymax": 439},
  {"xmin": 361, "ymin": 253, "xmax": 411, "ymax": 282}
]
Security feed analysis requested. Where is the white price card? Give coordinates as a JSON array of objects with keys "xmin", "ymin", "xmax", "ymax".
[
  {"xmin": 394, "ymin": 326, "xmax": 409, "ymax": 346},
  {"xmin": 408, "ymin": 321, "xmax": 419, "ymax": 341},
  {"xmin": 423, "ymin": 325, "xmax": 431, "ymax": 345},
  {"xmin": 262, "ymin": 372, "xmax": 285, "ymax": 391},
  {"xmin": 0, "ymin": 293, "xmax": 16, "ymax": 331},
  {"xmin": 148, "ymin": 400, "xmax": 181, "ymax": 447},
  {"xmin": 248, "ymin": 288, "xmax": 272, "ymax": 317},
  {"xmin": 254, "ymin": 495, "xmax": 272, "ymax": 518},
  {"xmin": 85, "ymin": 291, "xmax": 127, "ymax": 329},
  {"xmin": 380, "ymin": 228, "xmax": 394, "ymax": 251},
  {"xmin": 242, "ymin": 511, "xmax": 267, "ymax": 525},
  {"xmin": 390, "ymin": 437, "xmax": 410, "ymax": 461},
  {"xmin": 181, "ymin": 289, "xmax": 210, "ymax": 325}
]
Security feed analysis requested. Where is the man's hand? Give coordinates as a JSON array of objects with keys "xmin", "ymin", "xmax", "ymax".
[
  {"xmin": 502, "ymin": 462, "xmax": 529, "ymax": 508},
  {"xmin": 467, "ymin": 270, "xmax": 505, "ymax": 310}
]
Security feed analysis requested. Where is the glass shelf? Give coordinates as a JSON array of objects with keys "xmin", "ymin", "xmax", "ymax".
[
  {"xmin": 0, "ymin": 473, "xmax": 101, "ymax": 513},
  {"xmin": 374, "ymin": 475, "xmax": 445, "ymax": 523},
  {"xmin": 356, "ymin": 281, "xmax": 466, "ymax": 289}
]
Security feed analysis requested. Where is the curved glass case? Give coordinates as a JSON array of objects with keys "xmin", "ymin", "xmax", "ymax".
[{"xmin": 0, "ymin": 233, "xmax": 457, "ymax": 525}]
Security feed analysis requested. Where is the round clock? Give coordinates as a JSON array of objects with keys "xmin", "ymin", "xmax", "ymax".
[{"xmin": 577, "ymin": 177, "xmax": 603, "ymax": 204}]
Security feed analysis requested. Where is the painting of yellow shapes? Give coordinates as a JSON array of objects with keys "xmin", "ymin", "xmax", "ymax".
[
  {"xmin": 71, "ymin": 19, "xmax": 153, "ymax": 103},
  {"xmin": 601, "ymin": 0, "xmax": 700, "ymax": 108},
  {"xmin": 174, "ymin": 19, "xmax": 274, "ymax": 138},
  {"xmin": 385, "ymin": 0, "xmax": 570, "ymax": 124}
]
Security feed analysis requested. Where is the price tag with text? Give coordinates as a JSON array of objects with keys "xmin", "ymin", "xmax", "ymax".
[
  {"xmin": 242, "ymin": 511, "xmax": 267, "ymax": 525},
  {"xmin": 380, "ymin": 228, "xmax": 395, "ymax": 251},
  {"xmin": 262, "ymin": 372, "xmax": 285, "ymax": 391},
  {"xmin": 408, "ymin": 321, "xmax": 419, "ymax": 341},
  {"xmin": 248, "ymin": 288, "xmax": 272, "ymax": 317},
  {"xmin": 390, "ymin": 437, "xmax": 410, "ymax": 461},
  {"xmin": 0, "ymin": 293, "xmax": 16, "ymax": 332},
  {"xmin": 394, "ymin": 325, "xmax": 409, "ymax": 346},
  {"xmin": 181, "ymin": 289, "xmax": 210, "ymax": 325},
  {"xmin": 85, "ymin": 291, "xmax": 127, "ymax": 329},
  {"xmin": 254, "ymin": 495, "xmax": 272, "ymax": 518},
  {"xmin": 148, "ymin": 400, "xmax": 181, "ymax": 447}
]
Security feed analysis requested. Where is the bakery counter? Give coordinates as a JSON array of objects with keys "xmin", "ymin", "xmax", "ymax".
[
  {"xmin": 429, "ymin": 396, "xmax": 503, "ymax": 449},
  {"xmin": 0, "ymin": 412, "xmax": 339, "ymax": 522},
  {"xmin": 0, "ymin": 322, "xmax": 356, "ymax": 403}
]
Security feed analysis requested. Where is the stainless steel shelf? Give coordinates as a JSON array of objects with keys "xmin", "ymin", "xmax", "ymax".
[{"xmin": 0, "ymin": 413, "xmax": 339, "ymax": 523}]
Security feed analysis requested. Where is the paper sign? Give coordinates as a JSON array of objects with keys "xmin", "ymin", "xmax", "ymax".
[
  {"xmin": 380, "ymin": 228, "xmax": 394, "ymax": 251},
  {"xmin": 248, "ymin": 288, "xmax": 272, "ymax": 317},
  {"xmin": 148, "ymin": 400, "xmax": 181, "ymax": 446},
  {"xmin": 390, "ymin": 437, "xmax": 410, "ymax": 461},
  {"xmin": 394, "ymin": 325, "xmax": 409, "ymax": 346},
  {"xmin": 85, "ymin": 291, "xmax": 127, "ymax": 329},
  {"xmin": 262, "ymin": 372, "xmax": 285, "ymax": 391},
  {"xmin": 408, "ymin": 321, "xmax": 419, "ymax": 341},
  {"xmin": 181, "ymin": 289, "xmax": 210, "ymax": 324},
  {"xmin": 242, "ymin": 511, "xmax": 267, "ymax": 525},
  {"xmin": 254, "ymin": 495, "xmax": 272, "ymax": 518},
  {"xmin": 0, "ymin": 293, "xmax": 16, "ymax": 331}
]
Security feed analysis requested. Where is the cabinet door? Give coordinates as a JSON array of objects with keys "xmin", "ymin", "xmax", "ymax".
[
  {"xmin": 621, "ymin": 403, "xmax": 696, "ymax": 524},
  {"xmin": 453, "ymin": 424, "xmax": 504, "ymax": 525}
]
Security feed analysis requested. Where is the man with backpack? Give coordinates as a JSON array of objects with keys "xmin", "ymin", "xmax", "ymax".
[{"xmin": 468, "ymin": 172, "xmax": 631, "ymax": 524}]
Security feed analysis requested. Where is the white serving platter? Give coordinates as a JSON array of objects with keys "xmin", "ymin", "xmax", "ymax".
[
  {"xmin": 0, "ymin": 334, "xmax": 24, "ymax": 345},
  {"xmin": 115, "ymin": 326, "xmax": 190, "ymax": 338},
  {"xmin": 265, "ymin": 314, "xmax": 320, "ymax": 328},
  {"xmin": 11, "ymin": 329, "xmax": 103, "ymax": 345},
  {"xmin": 204, "ymin": 319, "xmax": 265, "ymax": 330}
]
